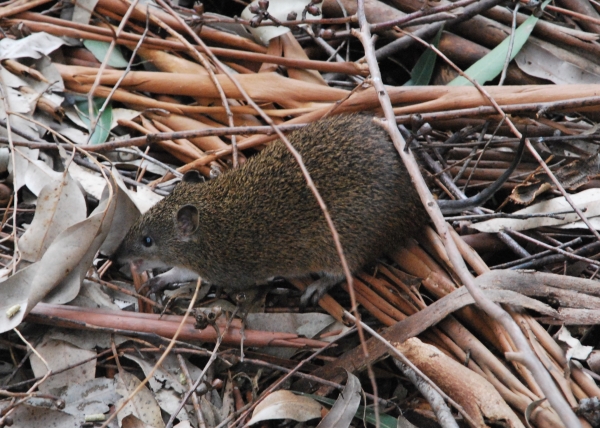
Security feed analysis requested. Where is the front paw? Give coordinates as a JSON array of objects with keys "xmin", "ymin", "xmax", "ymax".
[
  {"xmin": 140, "ymin": 267, "xmax": 200, "ymax": 295},
  {"xmin": 143, "ymin": 275, "xmax": 177, "ymax": 295}
]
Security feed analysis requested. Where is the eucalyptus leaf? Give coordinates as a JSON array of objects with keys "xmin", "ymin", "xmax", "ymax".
[
  {"xmin": 75, "ymin": 97, "xmax": 112, "ymax": 145},
  {"xmin": 300, "ymin": 393, "xmax": 398, "ymax": 427},
  {"xmin": 82, "ymin": 40, "xmax": 129, "ymax": 68},
  {"xmin": 448, "ymin": 0, "xmax": 551, "ymax": 86},
  {"xmin": 405, "ymin": 25, "xmax": 444, "ymax": 86},
  {"xmin": 317, "ymin": 371, "xmax": 361, "ymax": 428}
]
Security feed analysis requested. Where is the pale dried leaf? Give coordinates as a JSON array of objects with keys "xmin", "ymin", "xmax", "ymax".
[
  {"xmin": 99, "ymin": 172, "xmax": 141, "ymax": 254},
  {"xmin": 9, "ymin": 147, "xmax": 39, "ymax": 192},
  {"xmin": 44, "ymin": 203, "xmax": 115, "ymax": 303},
  {"xmin": 4, "ymin": 85, "xmax": 34, "ymax": 115},
  {"xmin": 246, "ymin": 312, "xmax": 342, "ymax": 358},
  {"xmin": 0, "ymin": 177, "xmax": 118, "ymax": 333},
  {"xmin": 471, "ymin": 189, "xmax": 600, "ymax": 233},
  {"xmin": 72, "ymin": 0, "xmax": 99, "ymax": 23},
  {"xmin": 122, "ymin": 184, "xmax": 163, "ymax": 214},
  {"xmin": 154, "ymin": 389, "xmax": 193, "ymax": 423},
  {"xmin": 112, "ymin": 108, "xmax": 140, "ymax": 128},
  {"xmin": 5, "ymin": 56, "xmax": 64, "ymax": 112},
  {"xmin": 509, "ymin": 153, "xmax": 600, "ymax": 205},
  {"xmin": 123, "ymin": 353, "xmax": 188, "ymax": 394},
  {"xmin": 220, "ymin": 378, "xmax": 235, "ymax": 421},
  {"xmin": 23, "ymin": 154, "xmax": 63, "ymax": 196},
  {"xmin": 68, "ymin": 161, "xmax": 107, "ymax": 200},
  {"xmin": 84, "ymin": 278, "xmax": 138, "ymax": 310},
  {"xmin": 11, "ymin": 404, "xmax": 83, "ymax": 428},
  {"xmin": 245, "ymin": 313, "xmax": 338, "ymax": 338},
  {"xmin": 48, "ymin": 324, "xmax": 127, "ymax": 350},
  {"xmin": 317, "ymin": 371, "xmax": 361, "ymax": 428},
  {"xmin": 29, "ymin": 57, "xmax": 65, "ymax": 104},
  {"xmin": 587, "ymin": 350, "xmax": 600, "ymax": 374},
  {"xmin": 115, "ymin": 371, "xmax": 165, "ymax": 428},
  {"xmin": 19, "ymin": 172, "xmax": 87, "ymax": 262},
  {"xmin": 248, "ymin": 390, "xmax": 322, "ymax": 425},
  {"xmin": 560, "ymin": 217, "xmax": 600, "ymax": 230},
  {"xmin": 0, "ymin": 67, "xmax": 33, "ymax": 95},
  {"xmin": 0, "ymin": 33, "xmax": 72, "ymax": 60},
  {"xmin": 36, "ymin": 112, "xmax": 90, "ymax": 145},
  {"xmin": 397, "ymin": 415, "xmax": 419, "ymax": 428},
  {"xmin": 60, "ymin": 378, "xmax": 121, "ymax": 416},
  {"xmin": 516, "ymin": 39, "xmax": 600, "ymax": 85},
  {"xmin": 199, "ymin": 395, "xmax": 223, "ymax": 427},
  {"xmin": 29, "ymin": 338, "xmax": 96, "ymax": 394},
  {"xmin": 123, "ymin": 353, "xmax": 196, "ymax": 421},
  {"xmin": 556, "ymin": 326, "xmax": 593, "ymax": 361},
  {"xmin": 0, "ymin": 117, "xmax": 38, "ymax": 146}
]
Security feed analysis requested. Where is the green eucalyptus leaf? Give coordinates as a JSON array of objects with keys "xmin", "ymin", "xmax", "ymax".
[
  {"xmin": 448, "ymin": 0, "xmax": 551, "ymax": 86},
  {"xmin": 75, "ymin": 98, "xmax": 112, "ymax": 145},
  {"xmin": 406, "ymin": 25, "xmax": 444, "ymax": 86},
  {"xmin": 83, "ymin": 40, "xmax": 129, "ymax": 69}
]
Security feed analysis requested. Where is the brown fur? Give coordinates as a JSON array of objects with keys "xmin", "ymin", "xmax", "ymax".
[{"xmin": 114, "ymin": 114, "xmax": 427, "ymax": 290}]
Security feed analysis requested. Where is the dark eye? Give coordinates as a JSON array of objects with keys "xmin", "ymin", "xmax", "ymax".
[{"xmin": 142, "ymin": 236, "xmax": 153, "ymax": 247}]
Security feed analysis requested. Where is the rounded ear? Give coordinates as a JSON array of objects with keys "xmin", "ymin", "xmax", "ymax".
[
  {"xmin": 176, "ymin": 205, "xmax": 199, "ymax": 237},
  {"xmin": 182, "ymin": 170, "xmax": 204, "ymax": 184}
]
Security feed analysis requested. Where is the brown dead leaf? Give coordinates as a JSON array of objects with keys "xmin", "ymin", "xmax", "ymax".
[
  {"xmin": 510, "ymin": 153, "xmax": 600, "ymax": 205},
  {"xmin": 395, "ymin": 338, "xmax": 524, "ymax": 428}
]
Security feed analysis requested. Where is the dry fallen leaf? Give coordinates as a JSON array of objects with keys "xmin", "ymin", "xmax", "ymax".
[
  {"xmin": 0, "ymin": 174, "xmax": 118, "ymax": 332},
  {"xmin": 19, "ymin": 172, "xmax": 86, "ymax": 263},
  {"xmin": 115, "ymin": 371, "xmax": 165, "ymax": 428},
  {"xmin": 394, "ymin": 338, "xmax": 525, "ymax": 428},
  {"xmin": 472, "ymin": 188, "xmax": 600, "ymax": 233},
  {"xmin": 29, "ymin": 338, "xmax": 97, "ymax": 394},
  {"xmin": 248, "ymin": 390, "xmax": 322, "ymax": 425},
  {"xmin": 317, "ymin": 371, "xmax": 361, "ymax": 428}
]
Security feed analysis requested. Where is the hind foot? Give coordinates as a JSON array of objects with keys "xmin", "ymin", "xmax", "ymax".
[{"xmin": 300, "ymin": 274, "xmax": 345, "ymax": 307}]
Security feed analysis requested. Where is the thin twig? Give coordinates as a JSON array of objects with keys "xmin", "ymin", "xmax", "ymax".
[
  {"xmin": 498, "ymin": 3, "xmax": 520, "ymax": 86},
  {"xmin": 491, "ymin": 237, "xmax": 581, "ymax": 269},
  {"xmin": 506, "ymin": 230, "xmax": 600, "ymax": 267}
]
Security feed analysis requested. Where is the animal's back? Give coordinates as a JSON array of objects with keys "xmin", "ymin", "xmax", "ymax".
[{"xmin": 178, "ymin": 114, "xmax": 427, "ymax": 287}]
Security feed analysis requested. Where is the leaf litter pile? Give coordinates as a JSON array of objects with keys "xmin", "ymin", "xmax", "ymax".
[{"xmin": 3, "ymin": 0, "xmax": 600, "ymax": 426}]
